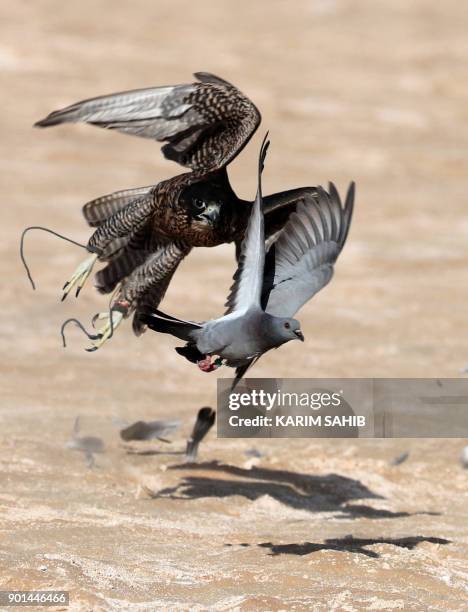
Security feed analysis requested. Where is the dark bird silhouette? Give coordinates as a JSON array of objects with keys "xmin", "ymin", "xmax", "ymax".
[
  {"xmin": 186, "ymin": 407, "xmax": 216, "ymax": 461},
  {"xmin": 119, "ymin": 419, "xmax": 180, "ymax": 442},
  {"xmin": 35, "ymin": 73, "xmax": 321, "ymax": 349}
]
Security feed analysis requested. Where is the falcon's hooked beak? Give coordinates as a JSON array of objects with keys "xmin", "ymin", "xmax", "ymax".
[
  {"xmin": 199, "ymin": 202, "xmax": 220, "ymax": 224},
  {"xmin": 294, "ymin": 329, "xmax": 305, "ymax": 342}
]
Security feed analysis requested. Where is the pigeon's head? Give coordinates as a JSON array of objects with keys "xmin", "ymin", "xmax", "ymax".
[{"xmin": 271, "ymin": 317, "xmax": 305, "ymax": 345}]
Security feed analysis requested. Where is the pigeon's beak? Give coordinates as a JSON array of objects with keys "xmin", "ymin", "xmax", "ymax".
[
  {"xmin": 294, "ymin": 329, "xmax": 305, "ymax": 342},
  {"xmin": 200, "ymin": 202, "xmax": 220, "ymax": 224}
]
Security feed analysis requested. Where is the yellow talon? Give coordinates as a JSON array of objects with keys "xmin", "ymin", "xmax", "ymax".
[
  {"xmin": 86, "ymin": 309, "xmax": 124, "ymax": 351},
  {"xmin": 62, "ymin": 253, "xmax": 98, "ymax": 300}
]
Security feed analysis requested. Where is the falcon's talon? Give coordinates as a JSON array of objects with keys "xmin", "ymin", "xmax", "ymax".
[
  {"xmin": 92, "ymin": 312, "xmax": 109, "ymax": 328},
  {"xmin": 85, "ymin": 309, "xmax": 124, "ymax": 351},
  {"xmin": 62, "ymin": 253, "xmax": 98, "ymax": 301}
]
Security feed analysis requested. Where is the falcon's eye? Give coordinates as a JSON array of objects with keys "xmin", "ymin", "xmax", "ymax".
[
  {"xmin": 284, "ymin": 322, "xmax": 291, "ymax": 330},
  {"xmin": 193, "ymin": 198, "xmax": 206, "ymax": 211}
]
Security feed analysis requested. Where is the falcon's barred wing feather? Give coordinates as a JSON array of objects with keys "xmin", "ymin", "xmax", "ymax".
[
  {"xmin": 132, "ymin": 263, "xmax": 181, "ymax": 335},
  {"xmin": 35, "ymin": 73, "xmax": 261, "ymax": 173},
  {"xmin": 94, "ymin": 227, "xmax": 154, "ymax": 294},
  {"xmin": 224, "ymin": 136, "xmax": 270, "ymax": 315},
  {"xmin": 83, "ymin": 185, "xmax": 154, "ymax": 228},
  {"xmin": 263, "ymin": 182, "xmax": 354, "ymax": 318}
]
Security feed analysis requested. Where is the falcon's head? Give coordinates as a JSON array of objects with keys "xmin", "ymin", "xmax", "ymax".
[
  {"xmin": 180, "ymin": 181, "xmax": 226, "ymax": 226},
  {"xmin": 177, "ymin": 179, "xmax": 242, "ymax": 246}
]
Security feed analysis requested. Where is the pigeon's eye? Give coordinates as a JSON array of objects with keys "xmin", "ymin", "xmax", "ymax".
[
  {"xmin": 194, "ymin": 198, "xmax": 205, "ymax": 211},
  {"xmin": 284, "ymin": 322, "xmax": 291, "ymax": 330}
]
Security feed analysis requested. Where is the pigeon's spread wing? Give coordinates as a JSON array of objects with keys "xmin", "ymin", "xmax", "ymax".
[
  {"xmin": 233, "ymin": 187, "xmax": 320, "ymax": 263},
  {"xmin": 224, "ymin": 136, "xmax": 270, "ymax": 315},
  {"xmin": 263, "ymin": 182, "xmax": 355, "ymax": 318},
  {"xmin": 35, "ymin": 72, "xmax": 261, "ymax": 173},
  {"xmin": 263, "ymin": 187, "xmax": 319, "ymax": 240}
]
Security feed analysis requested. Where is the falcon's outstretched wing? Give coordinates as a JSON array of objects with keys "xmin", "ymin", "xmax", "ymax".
[
  {"xmin": 262, "ymin": 182, "xmax": 355, "ymax": 318},
  {"xmin": 35, "ymin": 72, "xmax": 261, "ymax": 173}
]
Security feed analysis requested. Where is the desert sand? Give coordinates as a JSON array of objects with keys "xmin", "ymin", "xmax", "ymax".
[{"xmin": 1, "ymin": 0, "xmax": 467, "ymax": 609}]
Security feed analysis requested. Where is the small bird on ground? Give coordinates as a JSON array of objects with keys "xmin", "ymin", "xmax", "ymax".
[
  {"xmin": 66, "ymin": 416, "xmax": 105, "ymax": 468},
  {"xmin": 390, "ymin": 451, "xmax": 410, "ymax": 466},
  {"xmin": 119, "ymin": 419, "xmax": 180, "ymax": 443},
  {"xmin": 139, "ymin": 137, "xmax": 355, "ymax": 385}
]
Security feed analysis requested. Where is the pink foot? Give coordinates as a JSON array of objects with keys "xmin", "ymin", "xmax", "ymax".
[
  {"xmin": 197, "ymin": 356, "xmax": 223, "ymax": 373},
  {"xmin": 197, "ymin": 356, "xmax": 216, "ymax": 372}
]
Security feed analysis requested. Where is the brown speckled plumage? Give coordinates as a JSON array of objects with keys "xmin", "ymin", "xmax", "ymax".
[{"xmin": 35, "ymin": 73, "xmax": 318, "ymax": 334}]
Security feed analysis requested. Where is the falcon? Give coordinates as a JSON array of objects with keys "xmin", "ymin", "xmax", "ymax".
[{"xmin": 35, "ymin": 73, "xmax": 320, "ymax": 350}]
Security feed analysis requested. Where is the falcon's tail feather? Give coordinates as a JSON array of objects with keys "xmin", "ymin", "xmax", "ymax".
[{"xmin": 138, "ymin": 309, "xmax": 201, "ymax": 342}]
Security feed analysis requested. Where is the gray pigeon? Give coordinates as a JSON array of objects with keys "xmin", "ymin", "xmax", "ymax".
[{"xmin": 140, "ymin": 137, "xmax": 354, "ymax": 384}]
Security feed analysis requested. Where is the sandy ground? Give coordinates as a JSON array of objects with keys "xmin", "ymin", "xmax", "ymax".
[{"xmin": 1, "ymin": 0, "xmax": 468, "ymax": 609}]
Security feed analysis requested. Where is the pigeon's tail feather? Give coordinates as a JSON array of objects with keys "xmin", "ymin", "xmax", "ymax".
[
  {"xmin": 186, "ymin": 407, "xmax": 216, "ymax": 461},
  {"xmin": 175, "ymin": 344, "xmax": 205, "ymax": 364},
  {"xmin": 138, "ymin": 309, "xmax": 201, "ymax": 342}
]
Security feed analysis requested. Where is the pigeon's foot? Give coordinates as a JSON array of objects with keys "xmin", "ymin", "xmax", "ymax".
[
  {"xmin": 86, "ymin": 301, "xmax": 129, "ymax": 352},
  {"xmin": 197, "ymin": 355, "xmax": 223, "ymax": 373},
  {"xmin": 62, "ymin": 253, "xmax": 98, "ymax": 300}
]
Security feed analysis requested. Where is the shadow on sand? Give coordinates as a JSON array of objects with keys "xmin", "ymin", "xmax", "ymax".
[
  {"xmin": 149, "ymin": 462, "xmax": 449, "ymax": 558},
  {"xmin": 148, "ymin": 461, "xmax": 440, "ymax": 520},
  {"xmin": 226, "ymin": 535, "xmax": 451, "ymax": 558},
  {"xmin": 124, "ymin": 448, "xmax": 184, "ymax": 456}
]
